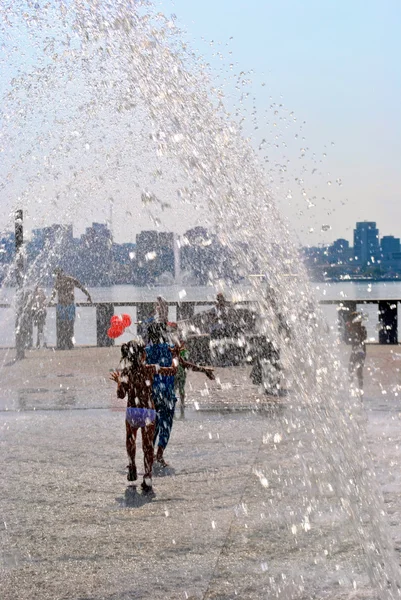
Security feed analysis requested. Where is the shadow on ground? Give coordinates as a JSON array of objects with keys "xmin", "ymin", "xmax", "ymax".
[{"xmin": 115, "ymin": 485, "xmax": 155, "ymax": 508}]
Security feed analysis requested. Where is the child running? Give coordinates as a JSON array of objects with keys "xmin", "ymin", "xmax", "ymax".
[
  {"xmin": 146, "ymin": 323, "xmax": 215, "ymax": 467},
  {"xmin": 110, "ymin": 339, "xmax": 178, "ymax": 493},
  {"xmin": 175, "ymin": 341, "xmax": 189, "ymax": 416},
  {"xmin": 173, "ymin": 333, "xmax": 215, "ymax": 416}
]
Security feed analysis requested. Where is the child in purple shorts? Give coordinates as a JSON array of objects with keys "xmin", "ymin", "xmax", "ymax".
[{"xmin": 110, "ymin": 339, "xmax": 177, "ymax": 492}]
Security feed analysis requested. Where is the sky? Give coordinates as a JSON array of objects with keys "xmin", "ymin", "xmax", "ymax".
[
  {"xmin": 156, "ymin": 0, "xmax": 401, "ymax": 246},
  {"xmin": 1, "ymin": 0, "xmax": 400, "ymax": 247}
]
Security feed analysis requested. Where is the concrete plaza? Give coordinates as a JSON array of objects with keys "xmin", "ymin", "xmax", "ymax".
[{"xmin": 1, "ymin": 345, "xmax": 401, "ymax": 599}]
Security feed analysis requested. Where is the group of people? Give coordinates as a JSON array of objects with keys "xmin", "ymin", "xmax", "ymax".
[
  {"xmin": 110, "ymin": 321, "xmax": 215, "ymax": 493},
  {"xmin": 18, "ymin": 268, "xmax": 92, "ymax": 351}
]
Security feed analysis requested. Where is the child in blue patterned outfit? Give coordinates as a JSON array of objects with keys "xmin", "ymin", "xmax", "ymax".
[{"xmin": 146, "ymin": 323, "xmax": 215, "ymax": 467}]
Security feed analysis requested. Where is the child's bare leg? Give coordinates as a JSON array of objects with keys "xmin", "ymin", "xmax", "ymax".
[
  {"xmin": 126, "ymin": 420, "xmax": 138, "ymax": 481},
  {"xmin": 356, "ymin": 362, "xmax": 364, "ymax": 390},
  {"xmin": 179, "ymin": 383, "xmax": 186, "ymax": 408},
  {"xmin": 155, "ymin": 404, "xmax": 174, "ymax": 466},
  {"xmin": 177, "ymin": 376, "xmax": 186, "ymax": 416},
  {"xmin": 142, "ymin": 423, "xmax": 155, "ymax": 488},
  {"xmin": 156, "ymin": 445, "xmax": 167, "ymax": 466}
]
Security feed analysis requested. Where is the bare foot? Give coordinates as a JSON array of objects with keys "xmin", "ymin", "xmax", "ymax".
[{"xmin": 155, "ymin": 450, "xmax": 169, "ymax": 468}]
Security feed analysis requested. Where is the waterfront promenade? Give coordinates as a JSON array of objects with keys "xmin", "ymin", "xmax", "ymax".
[{"xmin": 1, "ymin": 345, "xmax": 401, "ymax": 599}]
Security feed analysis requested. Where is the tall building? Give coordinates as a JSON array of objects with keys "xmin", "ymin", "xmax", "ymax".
[
  {"xmin": 0, "ymin": 231, "xmax": 15, "ymax": 265},
  {"xmin": 157, "ymin": 232, "xmax": 175, "ymax": 277},
  {"xmin": 135, "ymin": 230, "xmax": 175, "ymax": 284},
  {"xmin": 26, "ymin": 224, "xmax": 75, "ymax": 283},
  {"xmin": 353, "ymin": 221, "xmax": 380, "ymax": 265},
  {"xmin": 136, "ymin": 231, "xmax": 159, "ymax": 265},
  {"xmin": 381, "ymin": 235, "xmax": 400, "ymax": 258},
  {"xmin": 79, "ymin": 223, "xmax": 112, "ymax": 285},
  {"xmin": 328, "ymin": 238, "xmax": 351, "ymax": 264},
  {"xmin": 31, "ymin": 223, "xmax": 73, "ymax": 252}
]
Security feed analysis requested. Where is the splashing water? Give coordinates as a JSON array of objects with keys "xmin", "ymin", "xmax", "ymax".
[{"xmin": 1, "ymin": 1, "xmax": 401, "ymax": 598}]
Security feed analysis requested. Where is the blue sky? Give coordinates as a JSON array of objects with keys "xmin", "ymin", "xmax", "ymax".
[
  {"xmin": 159, "ymin": 0, "xmax": 401, "ymax": 245},
  {"xmin": 1, "ymin": 0, "xmax": 400, "ymax": 246}
]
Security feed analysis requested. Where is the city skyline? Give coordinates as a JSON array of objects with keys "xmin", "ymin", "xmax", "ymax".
[
  {"xmin": 2, "ymin": 217, "xmax": 401, "ymax": 287},
  {"xmin": 0, "ymin": 221, "xmax": 241, "ymax": 287},
  {"xmin": 2, "ymin": 216, "xmax": 400, "ymax": 251}
]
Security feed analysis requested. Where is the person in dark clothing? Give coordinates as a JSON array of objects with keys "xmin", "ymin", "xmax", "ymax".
[
  {"xmin": 146, "ymin": 323, "xmax": 215, "ymax": 467},
  {"xmin": 347, "ymin": 312, "xmax": 367, "ymax": 392}
]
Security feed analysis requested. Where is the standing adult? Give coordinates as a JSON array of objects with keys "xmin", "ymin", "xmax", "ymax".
[
  {"xmin": 50, "ymin": 268, "xmax": 92, "ymax": 350},
  {"xmin": 347, "ymin": 312, "xmax": 367, "ymax": 392},
  {"xmin": 31, "ymin": 285, "xmax": 47, "ymax": 348},
  {"xmin": 18, "ymin": 289, "xmax": 34, "ymax": 350},
  {"xmin": 154, "ymin": 295, "xmax": 169, "ymax": 325},
  {"xmin": 210, "ymin": 292, "xmax": 230, "ymax": 337}
]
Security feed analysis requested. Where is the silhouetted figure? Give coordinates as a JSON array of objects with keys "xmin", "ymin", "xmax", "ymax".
[
  {"xmin": 211, "ymin": 292, "xmax": 231, "ymax": 338},
  {"xmin": 146, "ymin": 323, "xmax": 214, "ymax": 466},
  {"xmin": 154, "ymin": 295, "xmax": 169, "ymax": 324},
  {"xmin": 347, "ymin": 312, "xmax": 367, "ymax": 392},
  {"xmin": 248, "ymin": 284, "xmax": 288, "ymax": 395},
  {"xmin": 215, "ymin": 292, "xmax": 229, "ymax": 316},
  {"xmin": 250, "ymin": 336, "xmax": 281, "ymax": 396},
  {"xmin": 31, "ymin": 285, "xmax": 47, "ymax": 348},
  {"xmin": 20, "ymin": 289, "xmax": 34, "ymax": 350},
  {"xmin": 265, "ymin": 283, "xmax": 291, "ymax": 339},
  {"xmin": 50, "ymin": 268, "xmax": 92, "ymax": 350}
]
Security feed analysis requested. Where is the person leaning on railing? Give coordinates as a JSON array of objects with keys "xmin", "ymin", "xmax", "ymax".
[{"xmin": 49, "ymin": 268, "xmax": 92, "ymax": 350}]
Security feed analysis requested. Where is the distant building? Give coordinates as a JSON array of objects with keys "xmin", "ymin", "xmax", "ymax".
[
  {"xmin": 158, "ymin": 232, "xmax": 175, "ymax": 278},
  {"xmin": 26, "ymin": 224, "xmax": 75, "ymax": 283},
  {"xmin": 353, "ymin": 221, "xmax": 380, "ymax": 265},
  {"xmin": 0, "ymin": 231, "xmax": 15, "ymax": 265},
  {"xmin": 180, "ymin": 227, "xmax": 239, "ymax": 284},
  {"xmin": 381, "ymin": 235, "xmax": 400, "ymax": 258},
  {"xmin": 136, "ymin": 231, "xmax": 159, "ymax": 264},
  {"xmin": 331, "ymin": 238, "xmax": 349, "ymax": 252},
  {"xmin": 31, "ymin": 223, "xmax": 73, "ymax": 252},
  {"xmin": 79, "ymin": 223, "xmax": 112, "ymax": 285},
  {"xmin": 328, "ymin": 238, "xmax": 351, "ymax": 264},
  {"xmin": 135, "ymin": 230, "xmax": 175, "ymax": 285},
  {"xmin": 0, "ymin": 231, "xmax": 15, "ymax": 283}
]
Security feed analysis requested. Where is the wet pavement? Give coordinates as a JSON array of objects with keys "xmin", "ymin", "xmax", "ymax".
[{"xmin": 1, "ymin": 345, "xmax": 401, "ymax": 599}]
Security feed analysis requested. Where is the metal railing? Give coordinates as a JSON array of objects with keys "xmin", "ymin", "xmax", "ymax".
[
  {"xmin": 320, "ymin": 299, "xmax": 399, "ymax": 344},
  {"xmin": 0, "ymin": 298, "xmax": 399, "ymax": 348}
]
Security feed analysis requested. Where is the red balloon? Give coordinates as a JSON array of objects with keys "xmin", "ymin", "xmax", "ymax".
[
  {"xmin": 110, "ymin": 315, "xmax": 122, "ymax": 326},
  {"xmin": 107, "ymin": 323, "xmax": 125, "ymax": 338},
  {"xmin": 121, "ymin": 313, "xmax": 132, "ymax": 328}
]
